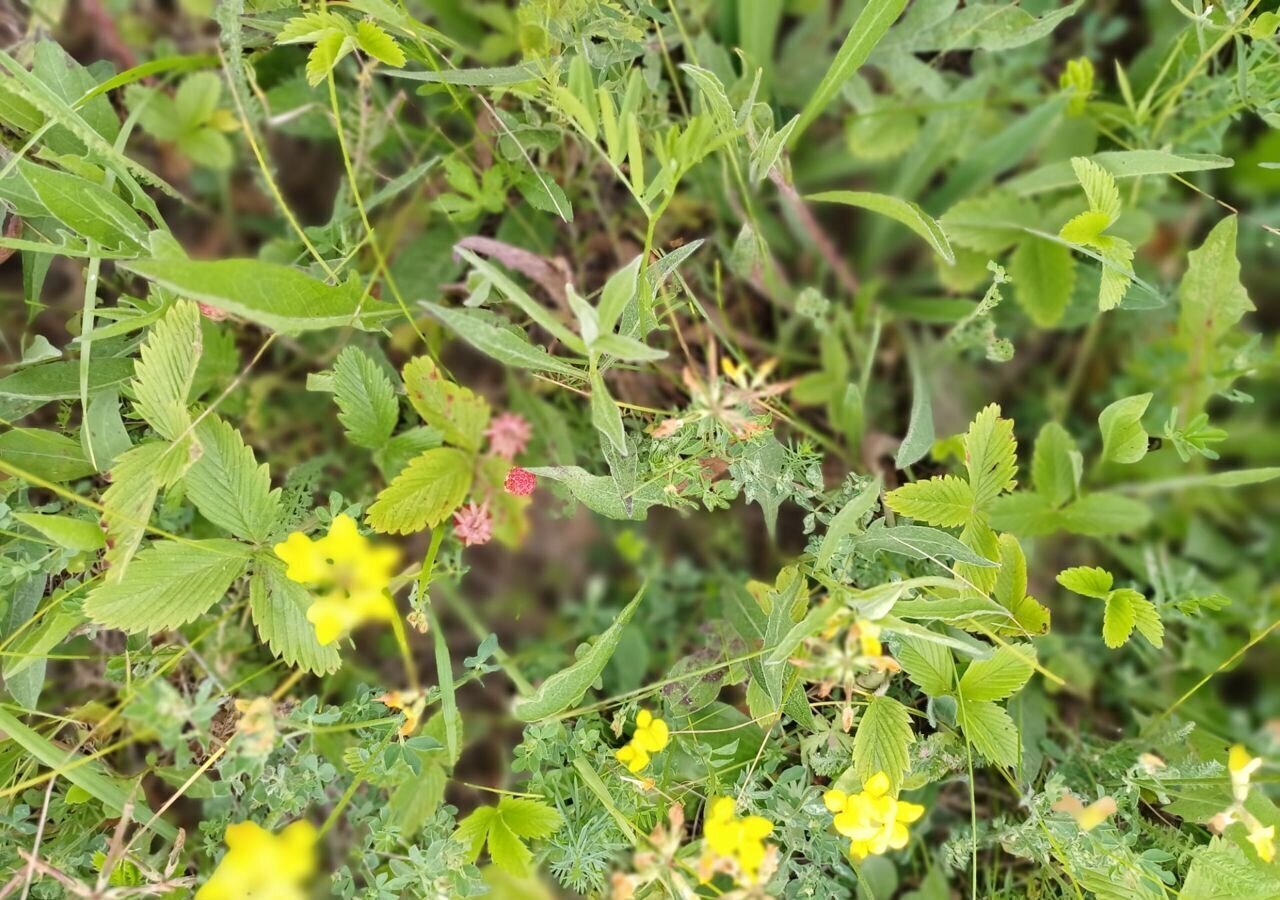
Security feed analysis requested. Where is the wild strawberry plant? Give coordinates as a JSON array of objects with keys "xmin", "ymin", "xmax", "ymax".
[{"xmin": 0, "ymin": 1, "xmax": 1277, "ymax": 898}]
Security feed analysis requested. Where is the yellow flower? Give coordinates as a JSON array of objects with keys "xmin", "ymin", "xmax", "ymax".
[
  {"xmin": 615, "ymin": 709, "xmax": 671, "ymax": 774},
  {"xmin": 703, "ymin": 797, "xmax": 774, "ymax": 885},
  {"xmin": 855, "ymin": 620, "xmax": 882, "ymax": 658},
  {"xmin": 632, "ymin": 709, "xmax": 670, "ymax": 753},
  {"xmin": 196, "ymin": 819, "xmax": 317, "ymax": 900},
  {"xmin": 616, "ymin": 743, "xmax": 651, "ymax": 773},
  {"xmin": 824, "ymin": 772, "xmax": 925, "ymax": 861},
  {"xmin": 1228, "ymin": 744, "xmax": 1263, "ymax": 803},
  {"xmin": 1248, "ymin": 824, "xmax": 1276, "ymax": 864},
  {"xmin": 273, "ymin": 514, "xmax": 400, "ymax": 645}
]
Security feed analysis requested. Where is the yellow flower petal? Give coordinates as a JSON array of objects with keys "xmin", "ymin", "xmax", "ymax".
[
  {"xmin": 636, "ymin": 709, "xmax": 653, "ymax": 729},
  {"xmin": 897, "ymin": 800, "xmax": 926, "ymax": 824},
  {"xmin": 1248, "ymin": 825, "xmax": 1276, "ymax": 864},
  {"xmin": 317, "ymin": 513, "xmax": 365, "ymax": 562},
  {"xmin": 823, "ymin": 789, "xmax": 847, "ymax": 813},
  {"xmin": 863, "ymin": 772, "xmax": 891, "ymax": 798},
  {"xmin": 273, "ymin": 532, "xmax": 325, "ymax": 584}
]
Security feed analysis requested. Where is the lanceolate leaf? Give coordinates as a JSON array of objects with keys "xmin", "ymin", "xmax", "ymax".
[
  {"xmin": 809, "ymin": 190, "xmax": 954, "ymax": 263},
  {"xmin": 513, "ymin": 587, "xmax": 644, "ymax": 721},
  {"xmin": 123, "ymin": 258, "xmax": 393, "ymax": 333}
]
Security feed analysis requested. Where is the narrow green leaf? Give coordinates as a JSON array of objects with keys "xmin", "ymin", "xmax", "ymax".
[
  {"xmin": 816, "ymin": 476, "xmax": 881, "ymax": 570},
  {"xmin": 809, "ymin": 190, "xmax": 954, "ymax": 263},
  {"xmin": 513, "ymin": 587, "xmax": 645, "ymax": 721},
  {"xmin": 792, "ymin": 0, "xmax": 909, "ymax": 142},
  {"xmin": 122, "ymin": 258, "xmax": 391, "ymax": 333}
]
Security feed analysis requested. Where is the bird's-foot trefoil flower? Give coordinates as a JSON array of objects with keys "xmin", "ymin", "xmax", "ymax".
[
  {"xmin": 615, "ymin": 709, "xmax": 670, "ymax": 774},
  {"xmin": 699, "ymin": 797, "xmax": 776, "ymax": 887},
  {"xmin": 823, "ymin": 772, "xmax": 925, "ymax": 861}
]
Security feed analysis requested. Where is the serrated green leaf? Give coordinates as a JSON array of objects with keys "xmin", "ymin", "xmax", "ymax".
[
  {"xmin": 185, "ymin": 415, "xmax": 281, "ymax": 543},
  {"xmin": 85, "ymin": 539, "xmax": 250, "ymax": 633},
  {"xmin": 402, "ymin": 356, "xmax": 489, "ymax": 452},
  {"xmin": 958, "ymin": 698, "xmax": 1019, "ymax": 768},
  {"xmin": 1056, "ymin": 566, "xmax": 1113, "ymax": 600},
  {"xmin": 306, "ymin": 31, "xmax": 354, "ymax": 86},
  {"xmin": 354, "ymin": 21, "xmax": 405, "ymax": 67},
  {"xmin": 1009, "ymin": 235, "xmax": 1074, "ymax": 328},
  {"xmin": 1102, "ymin": 588, "xmax": 1140, "ymax": 648},
  {"xmin": 1130, "ymin": 593, "xmax": 1164, "ymax": 648},
  {"xmin": 958, "ymin": 645, "xmax": 1036, "ymax": 702},
  {"xmin": 277, "ymin": 11, "xmax": 351, "ymax": 44},
  {"xmin": 1098, "ymin": 393, "xmax": 1152, "ymax": 465},
  {"xmin": 366, "ymin": 447, "xmax": 473, "ymax": 535},
  {"xmin": 132, "ymin": 300, "xmax": 200, "ymax": 442},
  {"xmin": 992, "ymin": 534, "xmax": 1051, "ymax": 636},
  {"xmin": 249, "ymin": 554, "xmax": 341, "ymax": 675},
  {"xmin": 332, "ymin": 347, "xmax": 399, "ymax": 450},
  {"xmin": 965, "ymin": 404, "xmax": 1018, "ymax": 508},
  {"xmin": 853, "ymin": 694, "xmax": 915, "ymax": 793},
  {"xmin": 1031, "ymin": 422, "xmax": 1078, "ymax": 508},
  {"xmin": 884, "ymin": 475, "xmax": 973, "ymax": 528},
  {"xmin": 894, "ymin": 635, "xmax": 955, "ymax": 696},
  {"xmin": 1096, "ymin": 235, "xmax": 1135, "ymax": 311},
  {"xmin": 513, "ymin": 587, "xmax": 644, "ymax": 721},
  {"xmin": 497, "ymin": 797, "xmax": 565, "ymax": 840},
  {"xmin": 1071, "ymin": 156, "xmax": 1121, "ymax": 224}
]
